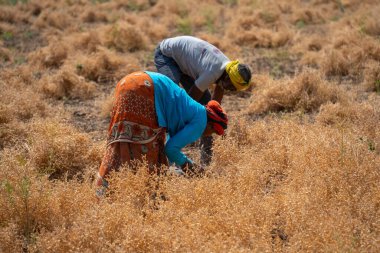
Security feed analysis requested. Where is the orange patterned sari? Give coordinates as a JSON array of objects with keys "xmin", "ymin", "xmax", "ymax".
[{"xmin": 97, "ymin": 72, "xmax": 167, "ymax": 185}]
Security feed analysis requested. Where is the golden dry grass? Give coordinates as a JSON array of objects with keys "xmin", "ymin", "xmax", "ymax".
[
  {"xmin": 0, "ymin": 0, "xmax": 379, "ymax": 252},
  {"xmin": 247, "ymin": 69, "xmax": 345, "ymax": 115},
  {"xmin": 40, "ymin": 68, "xmax": 96, "ymax": 99}
]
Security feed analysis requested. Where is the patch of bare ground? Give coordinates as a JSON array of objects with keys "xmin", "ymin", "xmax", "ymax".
[{"xmin": 247, "ymin": 48, "xmax": 301, "ymax": 79}]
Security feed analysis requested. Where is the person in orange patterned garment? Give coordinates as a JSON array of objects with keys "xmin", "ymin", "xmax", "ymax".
[{"xmin": 96, "ymin": 71, "xmax": 228, "ymax": 196}]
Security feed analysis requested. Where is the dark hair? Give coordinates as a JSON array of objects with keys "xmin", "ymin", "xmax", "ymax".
[{"xmin": 237, "ymin": 64, "xmax": 252, "ymax": 83}]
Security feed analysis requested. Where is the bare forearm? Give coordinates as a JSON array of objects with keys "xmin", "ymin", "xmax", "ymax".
[
  {"xmin": 188, "ymin": 85, "xmax": 204, "ymax": 102},
  {"xmin": 212, "ymin": 84, "xmax": 224, "ymax": 104}
]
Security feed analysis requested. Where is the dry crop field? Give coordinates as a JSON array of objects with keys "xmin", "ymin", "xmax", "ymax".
[{"xmin": 1, "ymin": 0, "xmax": 380, "ymax": 252}]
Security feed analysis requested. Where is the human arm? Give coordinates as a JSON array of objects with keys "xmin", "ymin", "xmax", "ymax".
[
  {"xmin": 165, "ymin": 121, "xmax": 205, "ymax": 167},
  {"xmin": 188, "ymin": 85, "xmax": 205, "ymax": 102},
  {"xmin": 192, "ymin": 72, "xmax": 218, "ymax": 102},
  {"xmin": 211, "ymin": 84, "xmax": 224, "ymax": 104}
]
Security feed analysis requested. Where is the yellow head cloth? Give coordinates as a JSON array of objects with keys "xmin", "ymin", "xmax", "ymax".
[{"xmin": 225, "ymin": 60, "xmax": 251, "ymax": 91}]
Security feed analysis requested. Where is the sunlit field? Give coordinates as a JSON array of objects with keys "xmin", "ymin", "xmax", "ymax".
[{"xmin": 0, "ymin": 0, "xmax": 379, "ymax": 252}]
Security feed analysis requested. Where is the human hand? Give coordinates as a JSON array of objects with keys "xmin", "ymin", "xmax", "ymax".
[
  {"xmin": 95, "ymin": 174, "xmax": 109, "ymax": 198},
  {"xmin": 181, "ymin": 162, "xmax": 205, "ymax": 177}
]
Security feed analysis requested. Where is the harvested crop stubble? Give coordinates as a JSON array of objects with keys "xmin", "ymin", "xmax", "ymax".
[
  {"xmin": 0, "ymin": 0, "xmax": 380, "ymax": 252},
  {"xmin": 74, "ymin": 49, "xmax": 137, "ymax": 83},
  {"xmin": 209, "ymin": 118, "xmax": 379, "ymax": 252},
  {"xmin": 33, "ymin": 9, "xmax": 74, "ymax": 30},
  {"xmin": 2, "ymin": 117, "xmax": 378, "ymax": 252},
  {"xmin": 104, "ymin": 22, "xmax": 147, "ymax": 53},
  {"xmin": 317, "ymin": 101, "xmax": 380, "ymax": 152},
  {"xmin": 364, "ymin": 60, "xmax": 380, "ymax": 93},
  {"xmin": 69, "ymin": 31, "xmax": 103, "ymax": 53},
  {"xmin": 29, "ymin": 41, "xmax": 68, "ymax": 69},
  {"xmin": 0, "ymin": 81, "xmax": 47, "ymax": 122},
  {"xmin": 40, "ymin": 69, "xmax": 96, "ymax": 99},
  {"xmin": 26, "ymin": 120, "xmax": 100, "ymax": 179},
  {"xmin": 321, "ymin": 30, "xmax": 380, "ymax": 78},
  {"xmin": 247, "ymin": 69, "xmax": 344, "ymax": 115}
]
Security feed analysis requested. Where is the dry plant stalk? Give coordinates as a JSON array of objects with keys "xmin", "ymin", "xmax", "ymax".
[{"xmin": 0, "ymin": 0, "xmax": 379, "ymax": 252}]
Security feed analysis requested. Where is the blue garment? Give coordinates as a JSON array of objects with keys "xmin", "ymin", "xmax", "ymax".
[
  {"xmin": 154, "ymin": 45, "xmax": 214, "ymax": 166},
  {"xmin": 146, "ymin": 71, "xmax": 207, "ymax": 166}
]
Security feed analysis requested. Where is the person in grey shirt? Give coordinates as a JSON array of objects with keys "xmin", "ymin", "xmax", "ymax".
[{"xmin": 154, "ymin": 36, "xmax": 252, "ymax": 165}]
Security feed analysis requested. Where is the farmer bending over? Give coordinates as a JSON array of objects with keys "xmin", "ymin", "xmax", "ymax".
[
  {"xmin": 154, "ymin": 36, "xmax": 251, "ymax": 165},
  {"xmin": 96, "ymin": 71, "xmax": 228, "ymax": 194}
]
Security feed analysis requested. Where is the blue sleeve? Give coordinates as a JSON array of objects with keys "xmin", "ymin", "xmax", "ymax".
[{"xmin": 165, "ymin": 121, "xmax": 205, "ymax": 166}]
